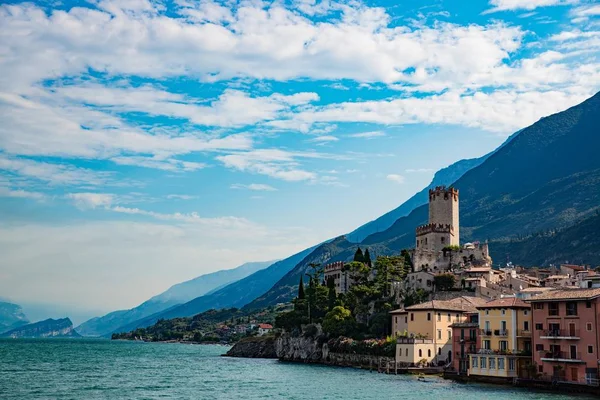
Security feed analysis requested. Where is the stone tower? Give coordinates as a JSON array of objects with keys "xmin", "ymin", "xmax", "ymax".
[{"xmin": 415, "ymin": 186, "xmax": 459, "ymax": 252}]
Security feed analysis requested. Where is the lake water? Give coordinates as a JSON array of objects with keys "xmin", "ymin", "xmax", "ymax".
[{"xmin": 0, "ymin": 339, "xmax": 593, "ymax": 399}]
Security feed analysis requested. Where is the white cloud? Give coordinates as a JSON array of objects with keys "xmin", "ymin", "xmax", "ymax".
[
  {"xmin": 111, "ymin": 156, "xmax": 207, "ymax": 172},
  {"xmin": 386, "ymin": 174, "xmax": 405, "ymax": 184},
  {"xmin": 0, "ymin": 187, "xmax": 46, "ymax": 201},
  {"xmin": 310, "ymin": 135, "xmax": 339, "ymax": 142},
  {"xmin": 350, "ymin": 131, "xmax": 386, "ymax": 139},
  {"xmin": 216, "ymin": 149, "xmax": 317, "ymax": 181},
  {"xmin": 110, "ymin": 206, "xmax": 254, "ymax": 228},
  {"xmin": 482, "ymin": 0, "xmax": 575, "ymax": 14},
  {"xmin": 166, "ymin": 194, "xmax": 198, "ymax": 200},
  {"xmin": 570, "ymin": 4, "xmax": 600, "ymax": 22},
  {"xmin": 230, "ymin": 183, "xmax": 278, "ymax": 191},
  {"xmin": 405, "ymin": 168, "xmax": 434, "ymax": 173},
  {"xmin": 67, "ymin": 193, "xmax": 115, "ymax": 209}
]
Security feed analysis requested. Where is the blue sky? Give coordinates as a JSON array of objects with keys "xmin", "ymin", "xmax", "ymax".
[{"xmin": 0, "ymin": 0, "xmax": 598, "ymax": 320}]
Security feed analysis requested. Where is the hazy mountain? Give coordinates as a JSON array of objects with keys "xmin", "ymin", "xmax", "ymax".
[
  {"xmin": 110, "ymin": 248, "xmax": 314, "ymax": 334},
  {"xmin": 1, "ymin": 318, "xmax": 79, "ymax": 338},
  {"xmin": 77, "ymin": 260, "xmax": 275, "ymax": 336},
  {"xmin": 0, "ymin": 302, "xmax": 29, "ymax": 334}
]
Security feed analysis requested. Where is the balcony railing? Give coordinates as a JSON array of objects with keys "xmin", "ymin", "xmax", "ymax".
[
  {"xmin": 480, "ymin": 329, "xmax": 492, "ymax": 336},
  {"xmin": 517, "ymin": 329, "xmax": 531, "ymax": 336},
  {"xmin": 455, "ymin": 336, "xmax": 477, "ymax": 343},
  {"xmin": 540, "ymin": 329, "xmax": 580, "ymax": 338},
  {"xmin": 540, "ymin": 351, "xmax": 582, "ymax": 362},
  {"xmin": 494, "ymin": 329, "xmax": 509, "ymax": 337},
  {"xmin": 476, "ymin": 348, "xmax": 531, "ymax": 356},
  {"xmin": 397, "ymin": 338, "xmax": 433, "ymax": 344}
]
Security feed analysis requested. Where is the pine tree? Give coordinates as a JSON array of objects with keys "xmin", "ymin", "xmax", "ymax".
[
  {"xmin": 364, "ymin": 248, "xmax": 372, "ymax": 267},
  {"xmin": 353, "ymin": 247, "xmax": 364, "ymax": 263},
  {"xmin": 298, "ymin": 276, "xmax": 305, "ymax": 300}
]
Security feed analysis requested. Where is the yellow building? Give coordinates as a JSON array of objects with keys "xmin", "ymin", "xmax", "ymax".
[
  {"xmin": 390, "ymin": 296, "xmax": 486, "ymax": 366},
  {"xmin": 469, "ymin": 298, "xmax": 532, "ymax": 379}
]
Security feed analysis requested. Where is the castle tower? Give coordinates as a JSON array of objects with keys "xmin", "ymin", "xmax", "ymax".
[{"xmin": 415, "ymin": 186, "xmax": 459, "ymax": 253}]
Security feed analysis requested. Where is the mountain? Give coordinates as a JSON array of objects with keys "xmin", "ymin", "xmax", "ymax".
[
  {"xmin": 1, "ymin": 318, "xmax": 79, "ymax": 338},
  {"xmin": 76, "ymin": 260, "xmax": 275, "ymax": 336},
  {"xmin": 0, "ymin": 301, "xmax": 29, "ymax": 334},
  {"xmin": 244, "ymin": 91, "xmax": 600, "ymax": 310},
  {"xmin": 110, "ymin": 248, "xmax": 315, "ymax": 334}
]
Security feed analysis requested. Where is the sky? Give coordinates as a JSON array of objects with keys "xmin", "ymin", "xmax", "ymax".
[{"xmin": 0, "ymin": 0, "xmax": 599, "ymax": 322}]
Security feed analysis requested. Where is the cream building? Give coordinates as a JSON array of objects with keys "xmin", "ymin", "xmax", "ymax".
[{"xmin": 391, "ymin": 296, "xmax": 486, "ymax": 366}]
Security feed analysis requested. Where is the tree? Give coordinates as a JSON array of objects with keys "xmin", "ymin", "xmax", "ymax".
[
  {"xmin": 403, "ymin": 289, "xmax": 429, "ymax": 307},
  {"xmin": 327, "ymin": 276, "xmax": 337, "ymax": 310},
  {"xmin": 364, "ymin": 248, "xmax": 372, "ymax": 267},
  {"xmin": 298, "ymin": 276, "xmax": 305, "ymax": 300},
  {"xmin": 434, "ymin": 274, "xmax": 456, "ymax": 291},
  {"xmin": 353, "ymin": 247, "xmax": 365, "ymax": 263},
  {"xmin": 322, "ymin": 306, "xmax": 358, "ymax": 337}
]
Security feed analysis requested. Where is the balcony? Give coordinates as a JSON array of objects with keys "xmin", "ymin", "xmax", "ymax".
[
  {"xmin": 397, "ymin": 338, "xmax": 433, "ymax": 344},
  {"xmin": 494, "ymin": 329, "xmax": 509, "ymax": 337},
  {"xmin": 540, "ymin": 351, "xmax": 583, "ymax": 363},
  {"xmin": 476, "ymin": 348, "xmax": 531, "ymax": 356},
  {"xmin": 455, "ymin": 336, "xmax": 477, "ymax": 343},
  {"xmin": 480, "ymin": 329, "xmax": 492, "ymax": 336},
  {"xmin": 517, "ymin": 330, "xmax": 531, "ymax": 337},
  {"xmin": 539, "ymin": 329, "xmax": 580, "ymax": 340}
]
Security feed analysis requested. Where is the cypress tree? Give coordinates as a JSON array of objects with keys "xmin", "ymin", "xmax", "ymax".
[
  {"xmin": 353, "ymin": 247, "xmax": 364, "ymax": 263},
  {"xmin": 327, "ymin": 276, "xmax": 337, "ymax": 310},
  {"xmin": 364, "ymin": 248, "xmax": 372, "ymax": 267},
  {"xmin": 298, "ymin": 276, "xmax": 305, "ymax": 300}
]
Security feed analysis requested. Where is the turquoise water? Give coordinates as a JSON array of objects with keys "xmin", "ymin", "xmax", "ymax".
[{"xmin": 0, "ymin": 339, "xmax": 593, "ymax": 399}]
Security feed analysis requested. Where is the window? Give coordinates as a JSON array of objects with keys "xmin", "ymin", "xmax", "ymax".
[
  {"xmin": 489, "ymin": 357, "xmax": 496, "ymax": 369},
  {"xmin": 498, "ymin": 358, "xmax": 505, "ymax": 370},
  {"xmin": 535, "ymin": 323, "xmax": 543, "ymax": 331},
  {"xmin": 586, "ymin": 301, "xmax": 592, "ymax": 308},
  {"xmin": 587, "ymin": 323, "xmax": 593, "ymax": 331},
  {"xmin": 501, "ymin": 309, "xmax": 506, "ymax": 315},
  {"xmin": 447, "ymin": 313, "xmax": 451, "ymax": 322},
  {"xmin": 438, "ymin": 348, "xmax": 441, "ymax": 355},
  {"xmin": 448, "ymin": 330, "xmax": 452, "ymax": 339},
  {"xmin": 405, "ymin": 348, "xmax": 408, "ymax": 356},
  {"xmin": 456, "ymin": 313, "xmax": 459, "ymax": 319},
  {"xmin": 437, "ymin": 313, "xmax": 441, "ymax": 322},
  {"xmin": 485, "ymin": 310, "xmax": 489, "ymax": 315},
  {"xmin": 538, "ymin": 365, "xmax": 543, "ymax": 373},
  {"xmin": 428, "ymin": 349, "xmax": 431, "ymax": 357},
  {"xmin": 548, "ymin": 303, "xmax": 559, "ymax": 316},
  {"xmin": 419, "ymin": 349, "xmax": 422, "ymax": 357},
  {"xmin": 483, "ymin": 340, "xmax": 491, "ymax": 350},
  {"xmin": 485, "ymin": 321, "xmax": 490, "ymax": 332},
  {"xmin": 524, "ymin": 310, "xmax": 529, "ymax": 316},
  {"xmin": 437, "ymin": 330, "xmax": 442, "ymax": 340},
  {"xmin": 524, "ymin": 321, "xmax": 529, "ymax": 331},
  {"xmin": 534, "ymin": 303, "xmax": 544, "ymax": 310},
  {"xmin": 501, "ymin": 320, "xmax": 507, "ymax": 332},
  {"xmin": 395, "ymin": 317, "xmax": 398, "ymax": 324},
  {"xmin": 427, "ymin": 312, "xmax": 431, "ymax": 321},
  {"xmin": 500, "ymin": 341, "xmax": 508, "ymax": 351},
  {"xmin": 405, "ymin": 316, "xmax": 408, "ymax": 324},
  {"xmin": 508, "ymin": 359, "xmax": 515, "ymax": 371},
  {"xmin": 411, "ymin": 313, "xmax": 414, "ymax": 321},
  {"xmin": 441, "ymin": 237, "xmax": 445, "ymax": 243},
  {"xmin": 588, "ymin": 346, "xmax": 594, "ymax": 354},
  {"xmin": 566, "ymin": 302, "xmax": 578, "ymax": 316},
  {"xmin": 536, "ymin": 344, "xmax": 544, "ymax": 351},
  {"xmin": 472, "ymin": 357, "xmax": 478, "ymax": 368},
  {"xmin": 480, "ymin": 357, "xmax": 487, "ymax": 368}
]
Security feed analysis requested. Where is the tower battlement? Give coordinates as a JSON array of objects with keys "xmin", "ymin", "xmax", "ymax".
[
  {"xmin": 428, "ymin": 186, "xmax": 459, "ymax": 201},
  {"xmin": 416, "ymin": 223, "xmax": 455, "ymax": 237}
]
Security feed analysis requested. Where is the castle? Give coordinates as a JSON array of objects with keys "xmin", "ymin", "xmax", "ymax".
[{"xmin": 412, "ymin": 186, "xmax": 491, "ymax": 272}]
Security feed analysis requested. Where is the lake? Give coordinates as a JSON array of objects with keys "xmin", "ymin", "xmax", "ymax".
[{"xmin": 0, "ymin": 339, "xmax": 593, "ymax": 399}]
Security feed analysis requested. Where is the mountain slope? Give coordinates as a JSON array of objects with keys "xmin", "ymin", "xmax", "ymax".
[
  {"xmin": 111, "ymin": 247, "xmax": 315, "ymax": 334},
  {"xmin": 77, "ymin": 260, "xmax": 274, "ymax": 336},
  {"xmin": 1, "ymin": 318, "xmax": 79, "ymax": 338},
  {"xmin": 0, "ymin": 302, "xmax": 29, "ymax": 334}
]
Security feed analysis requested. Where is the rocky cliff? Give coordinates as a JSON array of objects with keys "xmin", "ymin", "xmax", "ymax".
[
  {"xmin": 225, "ymin": 336, "xmax": 278, "ymax": 358},
  {"xmin": 275, "ymin": 332, "xmax": 326, "ymax": 362},
  {"xmin": 0, "ymin": 318, "xmax": 80, "ymax": 338}
]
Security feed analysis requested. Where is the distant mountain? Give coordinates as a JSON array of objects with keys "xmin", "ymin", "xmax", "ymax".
[
  {"xmin": 244, "ymin": 91, "xmax": 600, "ymax": 309},
  {"xmin": 0, "ymin": 302, "xmax": 29, "ymax": 334},
  {"xmin": 77, "ymin": 260, "xmax": 275, "ymax": 337},
  {"xmin": 1, "ymin": 318, "xmax": 79, "ymax": 338},
  {"xmin": 110, "ymin": 248, "xmax": 314, "ymax": 334}
]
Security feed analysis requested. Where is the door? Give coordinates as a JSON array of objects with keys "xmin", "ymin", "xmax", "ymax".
[
  {"xmin": 569, "ymin": 323, "xmax": 576, "ymax": 337},
  {"xmin": 570, "ymin": 345, "xmax": 577, "ymax": 360},
  {"xmin": 571, "ymin": 368, "xmax": 578, "ymax": 382}
]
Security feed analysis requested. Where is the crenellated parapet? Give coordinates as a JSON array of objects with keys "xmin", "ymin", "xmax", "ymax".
[
  {"xmin": 324, "ymin": 261, "xmax": 344, "ymax": 272},
  {"xmin": 415, "ymin": 223, "xmax": 454, "ymax": 236},
  {"xmin": 429, "ymin": 186, "xmax": 459, "ymax": 201}
]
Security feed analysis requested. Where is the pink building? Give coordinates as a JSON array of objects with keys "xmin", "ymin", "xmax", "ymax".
[
  {"xmin": 528, "ymin": 288, "xmax": 600, "ymax": 385},
  {"xmin": 450, "ymin": 312, "xmax": 480, "ymax": 374}
]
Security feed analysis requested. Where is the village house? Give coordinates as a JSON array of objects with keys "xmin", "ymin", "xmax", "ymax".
[
  {"xmin": 527, "ymin": 288, "xmax": 600, "ymax": 386},
  {"xmin": 391, "ymin": 297, "xmax": 486, "ymax": 366},
  {"xmin": 450, "ymin": 312, "xmax": 480, "ymax": 374},
  {"xmin": 468, "ymin": 298, "xmax": 532, "ymax": 380},
  {"xmin": 257, "ymin": 324, "xmax": 273, "ymax": 336},
  {"xmin": 323, "ymin": 261, "xmax": 353, "ymax": 294}
]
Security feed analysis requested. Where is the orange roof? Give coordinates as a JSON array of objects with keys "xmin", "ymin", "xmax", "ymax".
[
  {"xmin": 477, "ymin": 297, "xmax": 530, "ymax": 309},
  {"xmin": 527, "ymin": 288, "xmax": 600, "ymax": 302},
  {"xmin": 258, "ymin": 324, "xmax": 273, "ymax": 329}
]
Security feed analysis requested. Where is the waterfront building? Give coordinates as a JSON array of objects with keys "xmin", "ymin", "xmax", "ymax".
[
  {"xmin": 468, "ymin": 298, "xmax": 532, "ymax": 380},
  {"xmin": 528, "ymin": 288, "xmax": 600, "ymax": 385},
  {"xmin": 391, "ymin": 296, "xmax": 486, "ymax": 366},
  {"xmin": 450, "ymin": 312, "xmax": 479, "ymax": 374},
  {"xmin": 257, "ymin": 324, "xmax": 273, "ymax": 336}
]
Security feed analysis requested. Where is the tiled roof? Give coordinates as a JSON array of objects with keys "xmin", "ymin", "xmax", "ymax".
[
  {"xmin": 477, "ymin": 297, "xmax": 530, "ymax": 309},
  {"xmin": 404, "ymin": 296, "xmax": 485, "ymax": 313},
  {"xmin": 518, "ymin": 287, "xmax": 554, "ymax": 293},
  {"xmin": 258, "ymin": 324, "xmax": 273, "ymax": 329},
  {"xmin": 527, "ymin": 288, "xmax": 600, "ymax": 302},
  {"xmin": 465, "ymin": 268, "xmax": 491, "ymax": 273},
  {"xmin": 389, "ymin": 308, "xmax": 407, "ymax": 314}
]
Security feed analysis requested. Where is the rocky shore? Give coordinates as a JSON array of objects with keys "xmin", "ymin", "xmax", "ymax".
[{"xmin": 224, "ymin": 336, "xmax": 278, "ymax": 358}]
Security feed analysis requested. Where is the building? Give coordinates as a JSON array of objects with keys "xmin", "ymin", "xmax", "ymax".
[
  {"xmin": 412, "ymin": 186, "xmax": 492, "ymax": 272},
  {"xmin": 323, "ymin": 261, "xmax": 353, "ymax": 294},
  {"xmin": 257, "ymin": 324, "xmax": 273, "ymax": 336},
  {"xmin": 391, "ymin": 296, "xmax": 486, "ymax": 366},
  {"xmin": 528, "ymin": 288, "xmax": 600, "ymax": 385},
  {"xmin": 468, "ymin": 298, "xmax": 532, "ymax": 380},
  {"xmin": 450, "ymin": 312, "xmax": 480, "ymax": 374}
]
